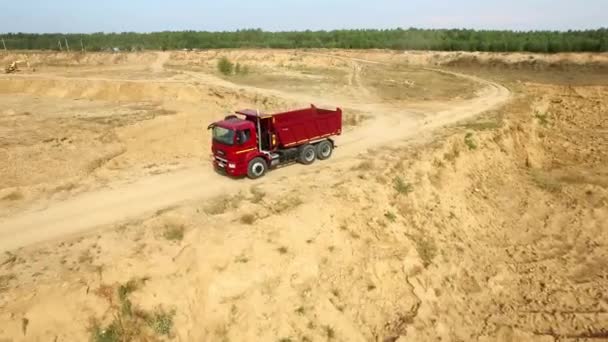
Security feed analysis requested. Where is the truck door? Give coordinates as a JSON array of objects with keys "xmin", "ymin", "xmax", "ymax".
[{"xmin": 235, "ymin": 128, "xmax": 256, "ymax": 152}]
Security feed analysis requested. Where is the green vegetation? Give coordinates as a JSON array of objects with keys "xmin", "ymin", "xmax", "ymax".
[
  {"xmin": 91, "ymin": 278, "xmax": 175, "ymax": 342},
  {"xmin": 217, "ymin": 56, "xmax": 234, "ymax": 75},
  {"xmin": 163, "ymin": 223, "xmax": 185, "ymax": 241},
  {"xmin": 393, "ymin": 176, "xmax": 414, "ymax": 195},
  {"xmin": 384, "ymin": 211, "xmax": 397, "ymax": 222},
  {"xmin": 534, "ymin": 111, "xmax": 550, "ymax": 126},
  {"xmin": 3, "ymin": 28, "xmax": 607, "ymax": 52},
  {"xmin": 464, "ymin": 132, "xmax": 478, "ymax": 150}
]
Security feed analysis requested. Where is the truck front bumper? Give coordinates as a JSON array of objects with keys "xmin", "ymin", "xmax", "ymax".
[{"xmin": 212, "ymin": 156, "xmax": 244, "ymax": 177}]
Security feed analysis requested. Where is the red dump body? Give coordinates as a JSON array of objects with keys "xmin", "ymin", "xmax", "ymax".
[
  {"xmin": 270, "ymin": 106, "xmax": 342, "ymax": 148},
  {"xmin": 210, "ymin": 105, "xmax": 342, "ymax": 178}
]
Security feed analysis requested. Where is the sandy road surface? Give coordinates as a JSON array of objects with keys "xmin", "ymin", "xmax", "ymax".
[{"xmin": 0, "ymin": 55, "xmax": 510, "ymax": 252}]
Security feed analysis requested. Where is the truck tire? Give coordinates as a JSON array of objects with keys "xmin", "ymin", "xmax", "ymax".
[
  {"xmin": 247, "ymin": 157, "xmax": 267, "ymax": 179},
  {"xmin": 297, "ymin": 144, "xmax": 316, "ymax": 165},
  {"xmin": 316, "ymin": 140, "xmax": 333, "ymax": 160}
]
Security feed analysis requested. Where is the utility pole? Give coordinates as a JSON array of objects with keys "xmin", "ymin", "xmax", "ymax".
[
  {"xmin": 1, "ymin": 38, "xmax": 6, "ymax": 51},
  {"xmin": 80, "ymin": 39, "xmax": 85, "ymax": 53},
  {"xmin": 58, "ymin": 40, "xmax": 63, "ymax": 51},
  {"xmin": 64, "ymin": 38, "xmax": 70, "ymax": 52}
]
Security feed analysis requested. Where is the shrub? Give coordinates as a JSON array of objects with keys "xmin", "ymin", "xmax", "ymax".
[
  {"xmin": 464, "ymin": 132, "xmax": 477, "ymax": 150},
  {"xmin": 217, "ymin": 57, "xmax": 234, "ymax": 75},
  {"xmin": 393, "ymin": 177, "xmax": 413, "ymax": 195}
]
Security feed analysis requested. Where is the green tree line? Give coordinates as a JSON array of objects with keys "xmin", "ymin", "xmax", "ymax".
[{"xmin": 1, "ymin": 28, "xmax": 607, "ymax": 53}]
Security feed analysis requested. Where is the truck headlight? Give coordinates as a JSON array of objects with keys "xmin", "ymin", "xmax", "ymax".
[{"xmin": 228, "ymin": 163, "xmax": 236, "ymax": 169}]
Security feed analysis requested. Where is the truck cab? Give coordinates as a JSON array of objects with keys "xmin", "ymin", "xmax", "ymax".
[
  {"xmin": 209, "ymin": 116, "xmax": 260, "ymax": 177},
  {"xmin": 208, "ymin": 105, "xmax": 342, "ymax": 179}
]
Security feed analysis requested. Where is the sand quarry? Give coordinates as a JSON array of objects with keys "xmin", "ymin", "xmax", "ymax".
[{"xmin": 0, "ymin": 49, "xmax": 607, "ymax": 341}]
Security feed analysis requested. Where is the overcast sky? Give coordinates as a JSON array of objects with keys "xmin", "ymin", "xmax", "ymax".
[{"xmin": 1, "ymin": 0, "xmax": 607, "ymax": 33}]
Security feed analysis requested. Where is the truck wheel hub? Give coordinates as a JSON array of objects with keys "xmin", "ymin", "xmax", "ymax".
[
  {"xmin": 305, "ymin": 150, "xmax": 314, "ymax": 161},
  {"xmin": 252, "ymin": 163, "xmax": 264, "ymax": 175}
]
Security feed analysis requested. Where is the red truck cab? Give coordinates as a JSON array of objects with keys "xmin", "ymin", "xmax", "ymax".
[{"xmin": 208, "ymin": 105, "xmax": 342, "ymax": 179}]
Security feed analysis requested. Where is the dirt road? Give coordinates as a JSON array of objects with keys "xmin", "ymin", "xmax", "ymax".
[{"xmin": 0, "ymin": 53, "xmax": 509, "ymax": 252}]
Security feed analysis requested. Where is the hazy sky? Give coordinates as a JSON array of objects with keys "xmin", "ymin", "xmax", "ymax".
[{"xmin": 1, "ymin": 0, "xmax": 607, "ymax": 33}]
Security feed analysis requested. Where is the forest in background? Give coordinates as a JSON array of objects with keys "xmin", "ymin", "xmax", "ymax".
[{"xmin": 1, "ymin": 28, "xmax": 607, "ymax": 52}]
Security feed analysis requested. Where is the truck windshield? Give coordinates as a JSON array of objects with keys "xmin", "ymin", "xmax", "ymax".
[{"xmin": 212, "ymin": 126, "xmax": 235, "ymax": 145}]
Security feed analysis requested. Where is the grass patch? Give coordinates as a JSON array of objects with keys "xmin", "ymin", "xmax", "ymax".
[
  {"xmin": 343, "ymin": 113, "xmax": 370, "ymax": 127},
  {"xmin": 352, "ymin": 160, "xmax": 374, "ymax": 171},
  {"xmin": 0, "ymin": 274, "xmax": 16, "ymax": 292},
  {"xmin": 1, "ymin": 190, "xmax": 23, "ymax": 201},
  {"xmin": 460, "ymin": 120, "xmax": 502, "ymax": 131},
  {"xmin": 534, "ymin": 111, "xmax": 550, "ymax": 126},
  {"xmin": 217, "ymin": 56, "xmax": 234, "ymax": 75},
  {"xmin": 443, "ymin": 143, "xmax": 461, "ymax": 162},
  {"xmin": 413, "ymin": 234, "xmax": 438, "ymax": 268},
  {"xmin": 271, "ymin": 195, "xmax": 303, "ymax": 214},
  {"xmin": 203, "ymin": 194, "xmax": 241, "ymax": 215},
  {"xmin": 163, "ymin": 223, "xmax": 185, "ymax": 241},
  {"xmin": 323, "ymin": 325, "xmax": 336, "ymax": 340},
  {"xmin": 146, "ymin": 309, "xmax": 175, "ymax": 336},
  {"xmin": 78, "ymin": 250, "xmax": 94, "ymax": 264},
  {"xmin": 235, "ymin": 255, "xmax": 249, "ymax": 264},
  {"xmin": 384, "ymin": 211, "xmax": 397, "ymax": 222},
  {"xmin": 393, "ymin": 177, "xmax": 413, "ymax": 195},
  {"xmin": 531, "ymin": 170, "xmax": 561, "ymax": 192},
  {"xmin": 250, "ymin": 186, "xmax": 265, "ymax": 204},
  {"xmin": 464, "ymin": 132, "xmax": 477, "ymax": 150},
  {"xmin": 240, "ymin": 213, "xmax": 256, "ymax": 225},
  {"xmin": 90, "ymin": 278, "xmax": 174, "ymax": 342}
]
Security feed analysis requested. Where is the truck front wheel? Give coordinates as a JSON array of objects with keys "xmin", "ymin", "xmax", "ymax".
[
  {"xmin": 316, "ymin": 140, "xmax": 333, "ymax": 160},
  {"xmin": 298, "ymin": 144, "xmax": 316, "ymax": 165},
  {"xmin": 247, "ymin": 157, "xmax": 267, "ymax": 179}
]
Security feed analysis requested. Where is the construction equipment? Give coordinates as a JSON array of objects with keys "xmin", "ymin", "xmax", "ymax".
[
  {"xmin": 4, "ymin": 60, "xmax": 30, "ymax": 74},
  {"xmin": 208, "ymin": 105, "xmax": 342, "ymax": 179}
]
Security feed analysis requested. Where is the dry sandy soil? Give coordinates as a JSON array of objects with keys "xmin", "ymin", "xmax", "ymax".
[{"xmin": 0, "ymin": 50, "xmax": 607, "ymax": 341}]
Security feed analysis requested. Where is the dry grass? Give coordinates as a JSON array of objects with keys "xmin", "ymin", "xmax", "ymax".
[
  {"xmin": 0, "ymin": 274, "xmax": 16, "ymax": 293},
  {"xmin": 412, "ymin": 233, "xmax": 438, "ymax": 268},
  {"xmin": 249, "ymin": 186, "xmax": 265, "ymax": 204},
  {"xmin": 78, "ymin": 250, "xmax": 94, "ymax": 264},
  {"xmin": 240, "ymin": 213, "xmax": 256, "ymax": 225},
  {"xmin": 530, "ymin": 170, "xmax": 562, "ymax": 192},
  {"xmin": 352, "ymin": 160, "xmax": 374, "ymax": 171},
  {"xmin": 464, "ymin": 132, "xmax": 478, "ymax": 150},
  {"xmin": 1, "ymin": 190, "xmax": 23, "ymax": 201},
  {"xmin": 270, "ymin": 195, "xmax": 304, "ymax": 214},
  {"xmin": 90, "ymin": 278, "xmax": 174, "ymax": 342},
  {"xmin": 384, "ymin": 211, "xmax": 397, "ymax": 222},
  {"xmin": 393, "ymin": 177, "xmax": 414, "ymax": 195},
  {"xmin": 204, "ymin": 194, "xmax": 242, "ymax": 215},
  {"xmin": 163, "ymin": 223, "xmax": 185, "ymax": 241},
  {"xmin": 343, "ymin": 113, "xmax": 370, "ymax": 127}
]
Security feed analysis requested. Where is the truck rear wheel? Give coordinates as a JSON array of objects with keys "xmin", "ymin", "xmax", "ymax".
[
  {"xmin": 316, "ymin": 140, "xmax": 333, "ymax": 160},
  {"xmin": 297, "ymin": 144, "xmax": 316, "ymax": 165},
  {"xmin": 247, "ymin": 157, "xmax": 267, "ymax": 179}
]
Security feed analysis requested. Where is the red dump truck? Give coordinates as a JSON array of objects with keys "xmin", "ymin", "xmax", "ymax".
[{"xmin": 208, "ymin": 105, "xmax": 342, "ymax": 179}]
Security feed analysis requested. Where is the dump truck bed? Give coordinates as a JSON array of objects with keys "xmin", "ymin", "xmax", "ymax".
[{"xmin": 271, "ymin": 106, "xmax": 342, "ymax": 148}]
